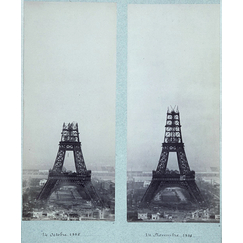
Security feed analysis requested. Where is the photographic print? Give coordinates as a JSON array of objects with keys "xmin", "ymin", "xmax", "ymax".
[
  {"xmin": 21, "ymin": 1, "xmax": 222, "ymax": 242},
  {"xmin": 22, "ymin": 2, "xmax": 116, "ymax": 221},
  {"xmin": 127, "ymin": 4, "xmax": 220, "ymax": 223}
]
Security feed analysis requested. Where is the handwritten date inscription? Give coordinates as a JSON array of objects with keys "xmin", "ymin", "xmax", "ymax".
[
  {"xmin": 146, "ymin": 233, "xmax": 192, "ymax": 238},
  {"xmin": 42, "ymin": 232, "xmax": 81, "ymax": 237}
]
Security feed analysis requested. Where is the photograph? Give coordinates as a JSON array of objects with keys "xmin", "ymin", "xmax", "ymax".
[
  {"xmin": 127, "ymin": 4, "xmax": 220, "ymax": 223},
  {"xmin": 20, "ymin": 1, "xmax": 223, "ymax": 242},
  {"xmin": 22, "ymin": 1, "xmax": 116, "ymax": 221}
]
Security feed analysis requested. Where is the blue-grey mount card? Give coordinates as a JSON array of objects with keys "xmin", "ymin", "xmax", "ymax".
[{"xmin": 21, "ymin": 0, "xmax": 221, "ymax": 243}]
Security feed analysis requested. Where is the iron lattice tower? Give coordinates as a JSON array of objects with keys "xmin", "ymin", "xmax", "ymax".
[
  {"xmin": 37, "ymin": 122, "xmax": 103, "ymax": 207},
  {"xmin": 140, "ymin": 107, "xmax": 204, "ymax": 208}
]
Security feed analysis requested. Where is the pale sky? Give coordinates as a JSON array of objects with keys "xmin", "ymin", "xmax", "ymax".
[
  {"xmin": 23, "ymin": 2, "xmax": 116, "ymax": 170},
  {"xmin": 127, "ymin": 4, "xmax": 220, "ymax": 172}
]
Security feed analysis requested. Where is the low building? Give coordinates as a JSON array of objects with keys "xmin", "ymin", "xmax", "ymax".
[
  {"xmin": 203, "ymin": 209, "xmax": 210, "ymax": 219},
  {"xmin": 138, "ymin": 213, "xmax": 148, "ymax": 220},
  {"xmin": 151, "ymin": 214, "xmax": 160, "ymax": 220},
  {"xmin": 32, "ymin": 211, "xmax": 42, "ymax": 218},
  {"xmin": 39, "ymin": 179, "xmax": 47, "ymax": 186},
  {"xmin": 143, "ymin": 181, "xmax": 150, "ymax": 187},
  {"xmin": 69, "ymin": 213, "xmax": 80, "ymax": 221},
  {"xmin": 191, "ymin": 211, "xmax": 199, "ymax": 219},
  {"xmin": 93, "ymin": 209, "xmax": 104, "ymax": 219}
]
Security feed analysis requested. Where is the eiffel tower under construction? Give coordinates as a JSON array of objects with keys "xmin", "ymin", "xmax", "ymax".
[
  {"xmin": 37, "ymin": 122, "xmax": 103, "ymax": 208},
  {"xmin": 140, "ymin": 107, "xmax": 205, "ymax": 208}
]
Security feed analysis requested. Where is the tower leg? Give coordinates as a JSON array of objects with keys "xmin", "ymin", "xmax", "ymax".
[
  {"xmin": 82, "ymin": 181, "xmax": 104, "ymax": 207},
  {"xmin": 37, "ymin": 178, "xmax": 58, "ymax": 200},
  {"xmin": 156, "ymin": 147, "xmax": 169, "ymax": 173},
  {"xmin": 176, "ymin": 147, "xmax": 190, "ymax": 174},
  {"xmin": 73, "ymin": 145, "xmax": 87, "ymax": 173},
  {"xmin": 140, "ymin": 180, "xmax": 161, "ymax": 208},
  {"xmin": 184, "ymin": 180, "xmax": 205, "ymax": 205},
  {"xmin": 52, "ymin": 146, "xmax": 66, "ymax": 173}
]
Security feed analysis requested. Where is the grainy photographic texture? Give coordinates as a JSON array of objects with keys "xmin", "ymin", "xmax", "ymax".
[
  {"xmin": 22, "ymin": 2, "xmax": 116, "ymax": 221},
  {"xmin": 127, "ymin": 4, "xmax": 220, "ymax": 222}
]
